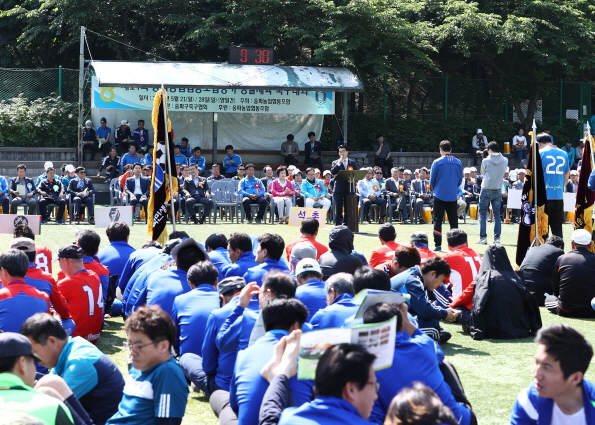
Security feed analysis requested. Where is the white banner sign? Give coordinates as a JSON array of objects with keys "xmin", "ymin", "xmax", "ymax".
[
  {"xmin": 563, "ymin": 192, "xmax": 576, "ymax": 212},
  {"xmin": 94, "ymin": 206, "xmax": 134, "ymax": 228},
  {"xmin": 91, "ymin": 77, "xmax": 334, "ymax": 115},
  {"xmin": 0, "ymin": 214, "xmax": 41, "ymax": 235},
  {"xmin": 288, "ymin": 207, "xmax": 327, "ymax": 228}
]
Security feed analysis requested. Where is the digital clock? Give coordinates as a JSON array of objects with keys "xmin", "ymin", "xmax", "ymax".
[{"xmin": 228, "ymin": 47, "xmax": 275, "ymax": 65}]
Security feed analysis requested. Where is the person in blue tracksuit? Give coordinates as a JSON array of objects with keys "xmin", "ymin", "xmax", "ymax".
[
  {"xmin": 205, "ymin": 233, "xmax": 231, "ymax": 281},
  {"xmin": 222, "ymin": 232, "xmax": 259, "ymax": 278},
  {"xmin": 230, "ymin": 298, "xmax": 312, "ymax": 425},
  {"xmin": 363, "ymin": 303, "xmax": 473, "ymax": 425},
  {"xmin": 222, "ymin": 144, "xmax": 242, "ymax": 178},
  {"xmin": 294, "ymin": 258, "xmax": 327, "ymax": 321},
  {"xmin": 217, "ymin": 272, "xmax": 297, "ymax": 354},
  {"xmin": 117, "ymin": 243, "xmax": 162, "ymax": 292},
  {"xmin": 389, "ymin": 257, "xmax": 457, "ymax": 343},
  {"xmin": 141, "ymin": 239, "xmax": 207, "ymax": 317},
  {"xmin": 96, "ymin": 221, "xmax": 136, "ymax": 279},
  {"xmin": 276, "ymin": 343, "xmax": 378, "ymax": 425},
  {"xmin": 243, "ymin": 233, "xmax": 290, "ymax": 287},
  {"xmin": 182, "ymin": 277, "xmax": 246, "ymax": 396},
  {"xmin": 21, "ymin": 314, "xmax": 124, "ymax": 425},
  {"xmin": 171, "ymin": 262, "xmax": 220, "ymax": 357},
  {"xmin": 511, "ymin": 323, "xmax": 595, "ymax": 424},
  {"xmin": 309, "ymin": 273, "xmax": 357, "ymax": 329}
]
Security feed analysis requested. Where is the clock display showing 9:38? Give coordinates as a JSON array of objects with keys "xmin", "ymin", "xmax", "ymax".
[{"xmin": 228, "ymin": 47, "xmax": 275, "ymax": 65}]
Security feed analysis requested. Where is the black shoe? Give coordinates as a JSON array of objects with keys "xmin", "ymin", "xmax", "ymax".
[
  {"xmin": 439, "ymin": 331, "xmax": 452, "ymax": 344},
  {"xmin": 192, "ymin": 215, "xmax": 199, "ymax": 224},
  {"xmin": 75, "ymin": 217, "xmax": 80, "ymax": 225},
  {"xmin": 379, "ymin": 217, "xmax": 385, "ymax": 224},
  {"xmin": 198, "ymin": 215, "xmax": 205, "ymax": 224},
  {"xmin": 89, "ymin": 217, "xmax": 95, "ymax": 225},
  {"xmin": 255, "ymin": 218, "xmax": 262, "ymax": 224},
  {"xmin": 247, "ymin": 218, "xmax": 253, "ymax": 224},
  {"xmin": 365, "ymin": 215, "xmax": 371, "ymax": 224}
]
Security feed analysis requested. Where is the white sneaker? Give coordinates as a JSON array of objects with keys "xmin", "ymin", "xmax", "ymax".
[
  {"xmin": 494, "ymin": 237, "xmax": 501, "ymax": 244},
  {"xmin": 476, "ymin": 238, "xmax": 487, "ymax": 245}
]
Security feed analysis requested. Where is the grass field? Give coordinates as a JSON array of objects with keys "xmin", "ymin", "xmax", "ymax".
[{"xmin": 17, "ymin": 214, "xmax": 595, "ymax": 425}]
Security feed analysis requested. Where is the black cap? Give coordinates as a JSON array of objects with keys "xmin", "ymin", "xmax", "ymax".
[
  {"xmin": 100, "ymin": 117, "xmax": 107, "ymax": 123},
  {"xmin": 410, "ymin": 232, "xmax": 429, "ymax": 244},
  {"xmin": 217, "ymin": 276, "xmax": 246, "ymax": 295},
  {"xmin": 378, "ymin": 223, "xmax": 396, "ymax": 241},
  {"xmin": 0, "ymin": 333, "xmax": 41, "ymax": 361},
  {"xmin": 57, "ymin": 244, "xmax": 83, "ymax": 260}
]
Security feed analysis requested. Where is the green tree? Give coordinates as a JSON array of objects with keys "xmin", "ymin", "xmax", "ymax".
[{"xmin": 435, "ymin": 0, "xmax": 595, "ymax": 131}]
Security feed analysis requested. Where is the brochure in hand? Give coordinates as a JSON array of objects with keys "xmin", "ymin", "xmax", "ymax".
[
  {"xmin": 351, "ymin": 289, "xmax": 411, "ymax": 319},
  {"xmin": 297, "ymin": 316, "xmax": 397, "ymax": 380}
]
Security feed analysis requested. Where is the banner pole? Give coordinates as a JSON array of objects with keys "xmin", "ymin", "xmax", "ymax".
[
  {"xmin": 161, "ymin": 89, "xmax": 177, "ymax": 232},
  {"xmin": 531, "ymin": 119, "xmax": 541, "ymax": 246}
]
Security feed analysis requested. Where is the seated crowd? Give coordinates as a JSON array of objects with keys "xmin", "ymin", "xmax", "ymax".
[{"xmin": 1, "ymin": 215, "xmax": 594, "ymax": 424}]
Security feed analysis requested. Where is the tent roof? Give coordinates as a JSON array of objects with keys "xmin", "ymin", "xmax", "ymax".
[{"xmin": 90, "ymin": 61, "xmax": 364, "ymax": 92}]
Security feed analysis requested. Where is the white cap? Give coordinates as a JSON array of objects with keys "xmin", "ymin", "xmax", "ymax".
[
  {"xmin": 295, "ymin": 258, "xmax": 322, "ymax": 276},
  {"xmin": 570, "ymin": 170, "xmax": 579, "ymax": 175},
  {"xmin": 121, "ymin": 119, "xmax": 129, "ymax": 125},
  {"xmin": 65, "ymin": 164, "xmax": 76, "ymax": 173},
  {"xmin": 463, "ymin": 167, "xmax": 471, "ymax": 174},
  {"xmin": 404, "ymin": 169, "xmax": 412, "ymax": 175},
  {"xmin": 323, "ymin": 170, "xmax": 331, "ymax": 176},
  {"xmin": 518, "ymin": 169, "xmax": 526, "ymax": 174},
  {"xmin": 571, "ymin": 229, "xmax": 592, "ymax": 245},
  {"xmin": 292, "ymin": 168, "xmax": 301, "ymax": 176},
  {"xmin": 44, "ymin": 161, "xmax": 53, "ymax": 170},
  {"xmin": 85, "ymin": 120, "xmax": 92, "ymax": 128},
  {"xmin": 470, "ymin": 167, "xmax": 478, "ymax": 172},
  {"xmin": 287, "ymin": 165, "xmax": 296, "ymax": 171},
  {"xmin": 476, "ymin": 129, "xmax": 483, "ymax": 134}
]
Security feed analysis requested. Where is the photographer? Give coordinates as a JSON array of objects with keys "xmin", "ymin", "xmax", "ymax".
[{"xmin": 471, "ymin": 129, "xmax": 488, "ymax": 165}]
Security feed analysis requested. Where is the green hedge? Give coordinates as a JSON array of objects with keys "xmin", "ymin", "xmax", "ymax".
[
  {"xmin": 337, "ymin": 115, "xmax": 581, "ymax": 152},
  {"xmin": 0, "ymin": 95, "xmax": 77, "ymax": 147}
]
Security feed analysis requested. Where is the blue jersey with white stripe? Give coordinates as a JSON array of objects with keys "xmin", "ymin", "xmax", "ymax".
[
  {"xmin": 539, "ymin": 145, "xmax": 570, "ymax": 200},
  {"xmin": 106, "ymin": 357, "xmax": 188, "ymax": 425}
]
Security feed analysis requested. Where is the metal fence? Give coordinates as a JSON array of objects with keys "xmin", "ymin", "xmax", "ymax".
[
  {"xmin": 0, "ymin": 67, "xmax": 80, "ymax": 103},
  {"xmin": 357, "ymin": 76, "xmax": 592, "ymax": 128}
]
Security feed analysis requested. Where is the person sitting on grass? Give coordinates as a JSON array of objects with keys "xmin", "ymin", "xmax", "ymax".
[
  {"xmin": 390, "ymin": 256, "xmax": 457, "ymax": 344},
  {"xmin": 222, "ymin": 232, "xmax": 259, "ymax": 279},
  {"xmin": 363, "ymin": 302, "xmax": 475, "ymax": 425},
  {"xmin": 511, "ymin": 324, "xmax": 595, "ymax": 424},
  {"xmin": 106, "ymin": 305, "xmax": 188, "ymax": 425},
  {"xmin": 21, "ymin": 313, "xmax": 125, "ymax": 425}
]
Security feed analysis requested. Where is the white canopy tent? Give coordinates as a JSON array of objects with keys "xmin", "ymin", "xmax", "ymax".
[{"xmin": 88, "ymin": 61, "xmax": 364, "ymax": 152}]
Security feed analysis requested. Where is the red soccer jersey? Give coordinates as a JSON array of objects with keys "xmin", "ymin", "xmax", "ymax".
[
  {"xmin": 57, "ymin": 270, "xmax": 103, "ymax": 344},
  {"xmin": 369, "ymin": 242, "xmax": 401, "ymax": 268},
  {"xmin": 442, "ymin": 246, "xmax": 482, "ymax": 298},
  {"xmin": 27, "ymin": 266, "xmax": 71, "ymax": 320},
  {"xmin": 417, "ymin": 247, "xmax": 437, "ymax": 264},
  {"xmin": 35, "ymin": 244, "xmax": 53, "ymax": 273},
  {"xmin": 285, "ymin": 235, "xmax": 329, "ymax": 261}
]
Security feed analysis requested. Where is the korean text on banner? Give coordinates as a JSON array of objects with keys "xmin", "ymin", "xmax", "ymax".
[{"xmin": 288, "ymin": 207, "xmax": 326, "ymax": 228}]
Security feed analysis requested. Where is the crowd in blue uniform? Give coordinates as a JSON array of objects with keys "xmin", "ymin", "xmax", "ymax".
[{"xmin": 1, "ymin": 213, "xmax": 595, "ymax": 425}]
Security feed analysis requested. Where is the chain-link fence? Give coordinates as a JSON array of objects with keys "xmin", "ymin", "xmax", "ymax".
[
  {"xmin": 0, "ymin": 67, "xmax": 592, "ymax": 150},
  {"xmin": 357, "ymin": 76, "xmax": 591, "ymax": 126},
  {"xmin": 0, "ymin": 67, "xmax": 80, "ymax": 103}
]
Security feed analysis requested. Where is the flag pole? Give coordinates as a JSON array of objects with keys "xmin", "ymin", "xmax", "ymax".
[
  {"xmin": 161, "ymin": 88, "xmax": 177, "ymax": 232},
  {"xmin": 587, "ymin": 122, "xmax": 594, "ymax": 169},
  {"xmin": 531, "ymin": 119, "xmax": 541, "ymax": 247}
]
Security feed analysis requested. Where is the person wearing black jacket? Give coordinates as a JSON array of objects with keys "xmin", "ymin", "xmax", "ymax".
[
  {"xmin": 304, "ymin": 132, "xmax": 323, "ymax": 170},
  {"xmin": 113, "ymin": 120, "xmax": 132, "ymax": 155},
  {"xmin": 518, "ymin": 236, "xmax": 564, "ymax": 306},
  {"xmin": 182, "ymin": 164, "xmax": 213, "ymax": 224},
  {"xmin": 331, "ymin": 145, "xmax": 359, "ymax": 225},
  {"xmin": 38, "ymin": 167, "xmax": 66, "ymax": 224},
  {"xmin": 9, "ymin": 164, "xmax": 38, "ymax": 214},
  {"xmin": 546, "ymin": 229, "xmax": 595, "ymax": 318},
  {"xmin": 96, "ymin": 148, "xmax": 121, "ymax": 182},
  {"xmin": 318, "ymin": 225, "xmax": 364, "ymax": 280},
  {"xmin": 470, "ymin": 244, "xmax": 541, "ymax": 340}
]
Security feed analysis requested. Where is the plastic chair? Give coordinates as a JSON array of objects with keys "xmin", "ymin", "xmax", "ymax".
[
  {"xmin": 109, "ymin": 179, "xmax": 125, "ymax": 206},
  {"xmin": 211, "ymin": 181, "xmax": 242, "ymax": 223}
]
